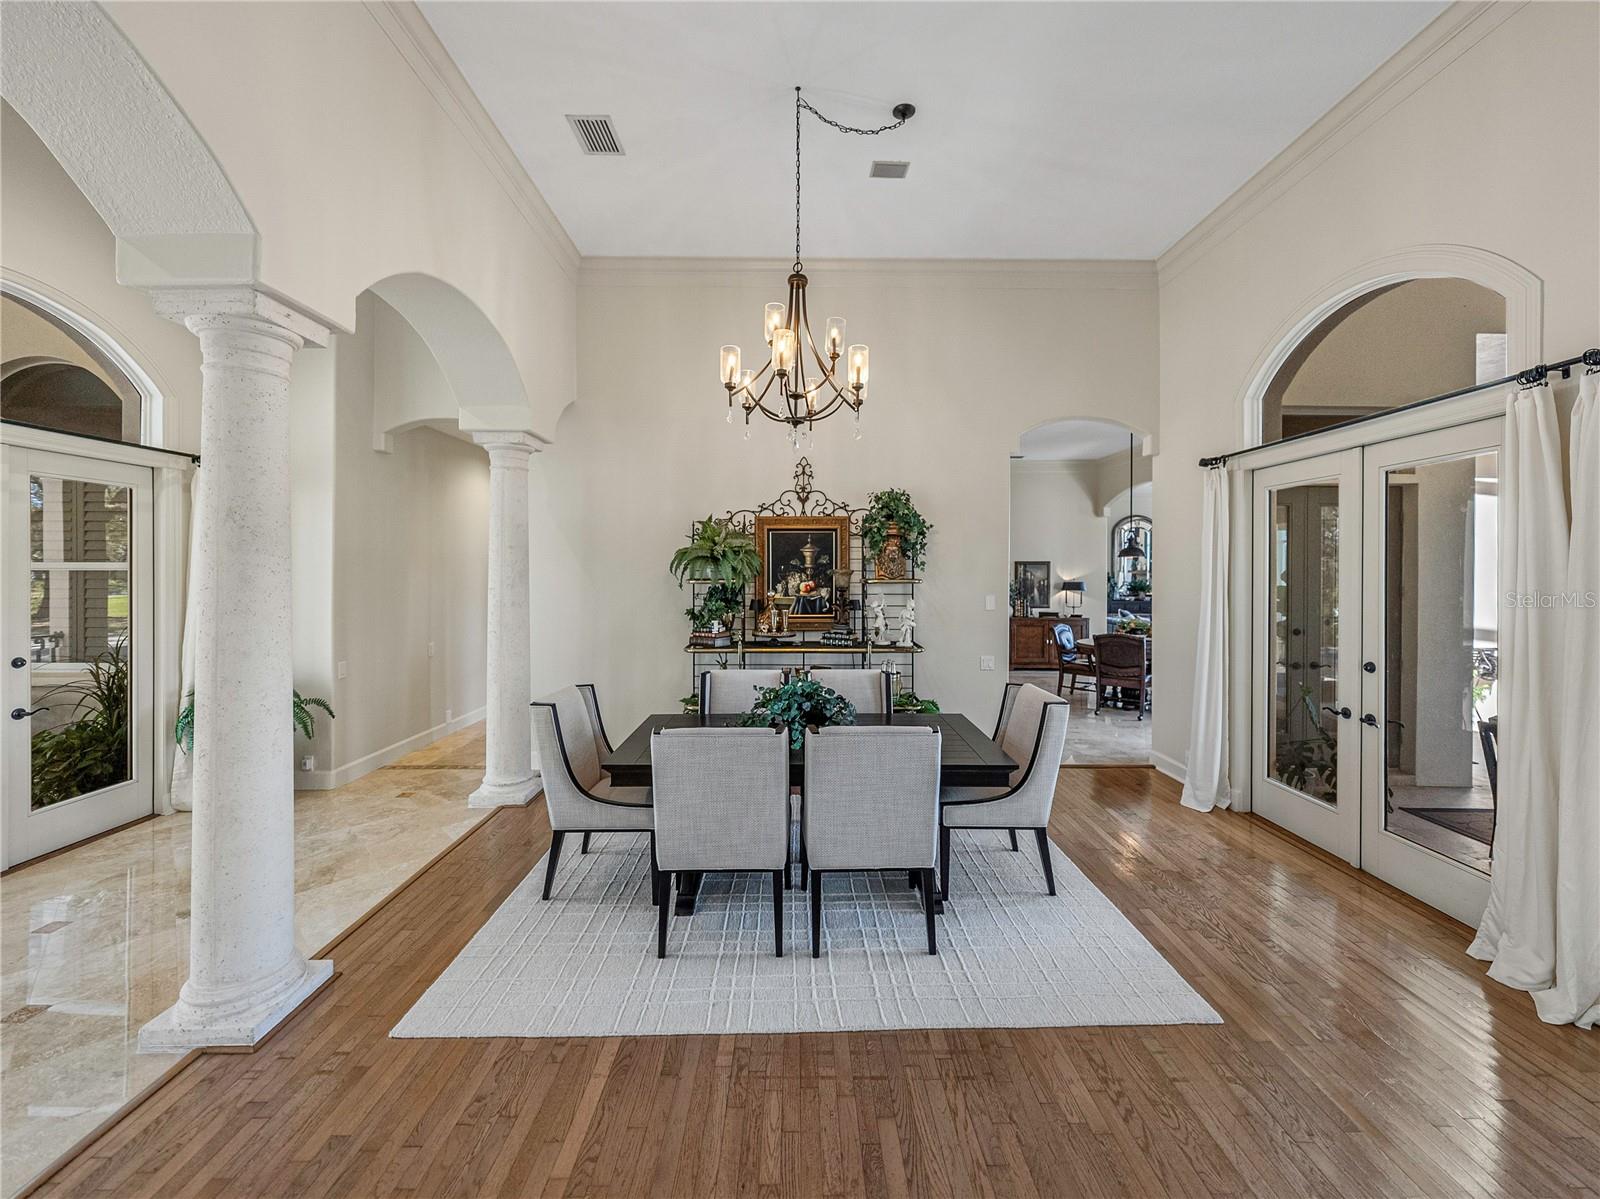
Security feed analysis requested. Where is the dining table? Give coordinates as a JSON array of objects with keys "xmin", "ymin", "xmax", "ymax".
[{"xmin": 602, "ymin": 712, "xmax": 1017, "ymax": 914}]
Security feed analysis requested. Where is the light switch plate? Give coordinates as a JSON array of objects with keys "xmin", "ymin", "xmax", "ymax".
[
  {"xmin": 979, "ymin": 655, "xmax": 996, "ymax": 671},
  {"xmin": 984, "ymin": 594, "xmax": 995, "ymax": 611},
  {"xmin": 337, "ymin": 661, "xmax": 348, "ymax": 680}
]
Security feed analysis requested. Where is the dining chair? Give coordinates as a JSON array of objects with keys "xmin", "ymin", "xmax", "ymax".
[
  {"xmin": 698, "ymin": 667, "xmax": 786, "ymax": 714},
  {"xmin": 1052, "ymin": 623, "xmax": 1096, "ymax": 697},
  {"xmin": 805, "ymin": 666, "xmax": 891, "ymax": 714},
  {"xmin": 650, "ymin": 726, "xmax": 791, "ymax": 958},
  {"xmin": 531, "ymin": 685, "xmax": 654, "ymax": 901},
  {"xmin": 802, "ymin": 725, "xmax": 942, "ymax": 957},
  {"xmin": 940, "ymin": 683, "xmax": 1070, "ymax": 898},
  {"xmin": 1093, "ymin": 633, "xmax": 1151, "ymax": 718}
]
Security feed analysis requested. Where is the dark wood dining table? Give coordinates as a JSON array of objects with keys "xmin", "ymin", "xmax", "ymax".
[{"xmin": 601, "ymin": 712, "xmax": 1016, "ymax": 914}]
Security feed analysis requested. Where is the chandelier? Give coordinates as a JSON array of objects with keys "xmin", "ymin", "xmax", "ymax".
[{"xmin": 719, "ymin": 87, "xmax": 914, "ymax": 449}]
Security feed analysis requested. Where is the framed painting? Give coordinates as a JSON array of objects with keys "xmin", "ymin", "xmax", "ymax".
[
  {"xmin": 1013, "ymin": 560, "xmax": 1052, "ymax": 614},
  {"xmin": 755, "ymin": 515, "xmax": 850, "ymax": 629}
]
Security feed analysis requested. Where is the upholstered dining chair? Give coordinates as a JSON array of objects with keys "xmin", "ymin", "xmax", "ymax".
[
  {"xmin": 803, "ymin": 725, "xmax": 942, "ymax": 957},
  {"xmin": 940, "ymin": 682, "xmax": 1070, "ymax": 899},
  {"xmin": 650, "ymin": 726, "xmax": 791, "ymax": 958},
  {"xmin": 1053, "ymin": 623, "xmax": 1096, "ymax": 697},
  {"xmin": 1093, "ymin": 633, "xmax": 1151, "ymax": 719},
  {"xmin": 698, "ymin": 667, "xmax": 786, "ymax": 714},
  {"xmin": 805, "ymin": 666, "xmax": 891, "ymax": 713},
  {"xmin": 530, "ymin": 685, "xmax": 654, "ymax": 901}
]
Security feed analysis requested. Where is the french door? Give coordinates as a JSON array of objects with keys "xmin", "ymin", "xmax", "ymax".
[
  {"xmin": 1251, "ymin": 420, "xmax": 1501, "ymax": 924},
  {"xmin": 1, "ymin": 446, "xmax": 154, "ymax": 868}
]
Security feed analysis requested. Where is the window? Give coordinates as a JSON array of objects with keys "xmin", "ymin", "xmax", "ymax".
[{"xmin": 1, "ymin": 292, "xmax": 141, "ymax": 442}]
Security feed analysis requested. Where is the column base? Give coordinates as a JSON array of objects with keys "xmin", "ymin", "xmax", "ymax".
[
  {"xmin": 468, "ymin": 773, "xmax": 540, "ymax": 808},
  {"xmin": 138, "ymin": 958, "xmax": 332, "ymax": 1053}
]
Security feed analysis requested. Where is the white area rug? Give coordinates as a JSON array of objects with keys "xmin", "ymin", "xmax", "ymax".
[{"xmin": 391, "ymin": 830, "xmax": 1220, "ymax": 1038}]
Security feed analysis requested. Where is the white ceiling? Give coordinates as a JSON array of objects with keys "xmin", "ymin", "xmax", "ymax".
[
  {"xmin": 421, "ymin": 1, "xmax": 1446, "ymax": 260},
  {"xmin": 1016, "ymin": 418, "xmax": 1138, "ymax": 461}
]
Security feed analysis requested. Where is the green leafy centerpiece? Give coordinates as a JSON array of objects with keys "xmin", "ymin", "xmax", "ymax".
[{"xmin": 737, "ymin": 677, "xmax": 857, "ymax": 749}]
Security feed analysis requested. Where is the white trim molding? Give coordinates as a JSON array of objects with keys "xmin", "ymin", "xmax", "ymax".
[
  {"xmin": 1149, "ymin": 749, "xmax": 1188, "ymax": 785},
  {"xmin": 296, "ymin": 706, "xmax": 488, "ymax": 791}
]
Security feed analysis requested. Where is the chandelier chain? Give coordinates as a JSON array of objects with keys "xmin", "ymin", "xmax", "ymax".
[{"xmin": 793, "ymin": 87, "xmax": 914, "ymax": 271}]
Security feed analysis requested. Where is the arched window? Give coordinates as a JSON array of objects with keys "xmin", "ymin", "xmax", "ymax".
[
  {"xmin": 1, "ymin": 291, "xmax": 141, "ymax": 442},
  {"xmin": 1110, "ymin": 514, "xmax": 1152, "ymax": 600}
]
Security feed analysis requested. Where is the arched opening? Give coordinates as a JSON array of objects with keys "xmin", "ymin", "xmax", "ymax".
[
  {"xmin": 0, "ymin": 290, "xmax": 143, "ymax": 441},
  {"xmin": 1260, "ymin": 277, "xmax": 1507, "ymax": 444},
  {"xmin": 1008, "ymin": 417, "xmax": 1152, "ymax": 765}
]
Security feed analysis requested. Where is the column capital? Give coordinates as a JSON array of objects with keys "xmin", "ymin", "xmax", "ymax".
[
  {"xmin": 146, "ymin": 285, "xmax": 331, "ymax": 348},
  {"xmin": 471, "ymin": 430, "xmax": 541, "ymax": 460}
]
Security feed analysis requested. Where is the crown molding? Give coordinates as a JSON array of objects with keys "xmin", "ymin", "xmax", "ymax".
[
  {"xmin": 1156, "ymin": 1, "xmax": 1524, "ymax": 287},
  {"xmin": 580, "ymin": 257, "xmax": 1157, "ymax": 291},
  {"xmin": 364, "ymin": 1, "xmax": 580, "ymax": 279}
]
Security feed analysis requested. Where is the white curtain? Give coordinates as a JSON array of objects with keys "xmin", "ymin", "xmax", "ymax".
[
  {"xmin": 167, "ymin": 465, "xmax": 202, "ymax": 813},
  {"xmin": 1533, "ymin": 370, "xmax": 1599, "ymax": 1028},
  {"xmin": 1181, "ymin": 465, "xmax": 1231, "ymax": 811},
  {"xmin": 1469, "ymin": 387, "xmax": 1569, "ymax": 993}
]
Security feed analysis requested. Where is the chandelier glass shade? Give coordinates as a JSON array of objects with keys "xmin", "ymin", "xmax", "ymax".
[{"xmin": 719, "ymin": 87, "xmax": 910, "ymax": 449}]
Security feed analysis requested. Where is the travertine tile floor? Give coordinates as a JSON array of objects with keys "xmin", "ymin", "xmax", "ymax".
[
  {"xmin": 1008, "ymin": 671, "xmax": 1153, "ymax": 765},
  {"xmin": 0, "ymin": 725, "xmax": 489, "ymax": 1198}
]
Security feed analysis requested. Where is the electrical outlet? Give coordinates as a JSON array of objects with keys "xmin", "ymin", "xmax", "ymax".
[
  {"xmin": 300, "ymin": 755, "xmax": 314, "ymax": 772},
  {"xmin": 427, "ymin": 641, "xmax": 435, "ymax": 658},
  {"xmin": 984, "ymin": 594, "xmax": 995, "ymax": 611},
  {"xmin": 337, "ymin": 660, "xmax": 348, "ymax": 680},
  {"xmin": 979, "ymin": 655, "xmax": 996, "ymax": 671},
  {"xmin": 445, "ymin": 708, "xmax": 453, "ymax": 723}
]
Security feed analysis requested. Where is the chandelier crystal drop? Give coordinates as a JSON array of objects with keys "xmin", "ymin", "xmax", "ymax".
[{"xmin": 719, "ymin": 87, "xmax": 913, "ymax": 443}]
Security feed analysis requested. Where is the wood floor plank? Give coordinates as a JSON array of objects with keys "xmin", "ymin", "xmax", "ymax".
[{"xmin": 29, "ymin": 769, "xmax": 1600, "ymax": 1199}]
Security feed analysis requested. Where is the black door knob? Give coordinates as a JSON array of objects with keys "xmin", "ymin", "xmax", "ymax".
[
  {"xmin": 9, "ymin": 657, "xmax": 25, "ymax": 669},
  {"xmin": 1363, "ymin": 661, "xmax": 1377, "ymax": 674},
  {"xmin": 1361, "ymin": 713, "xmax": 1379, "ymax": 728},
  {"xmin": 11, "ymin": 707, "xmax": 46, "ymax": 720},
  {"xmin": 1323, "ymin": 705, "xmax": 1352, "ymax": 720}
]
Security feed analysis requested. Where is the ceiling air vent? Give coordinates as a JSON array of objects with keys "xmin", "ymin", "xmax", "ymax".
[
  {"xmin": 869, "ymin": 160, "xmax": 910, "ymax": 179},
  {"xmin": 566, "ymin": 114, "xmax": 623, "ymax": 156}
]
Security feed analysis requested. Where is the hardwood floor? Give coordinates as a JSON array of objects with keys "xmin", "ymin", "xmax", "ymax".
[{"xmin": 31, "ymin": 769, "xmax": 1599, "ymax": 1198}]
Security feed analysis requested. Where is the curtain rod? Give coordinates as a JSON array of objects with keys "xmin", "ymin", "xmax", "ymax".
[
  {"xmin": 1197, "ymin": 347, "xmax": 1600, "ymax": 469},
  {"xmin": 0, "ymin": 417, "xmax": 201, "ymax": 464}
]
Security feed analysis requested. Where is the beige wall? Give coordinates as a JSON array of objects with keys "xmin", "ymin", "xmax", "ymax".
[
  {"xmin": 553, "ymin": 260, "xmax": 1159, "ymax": 733},
  {"xmin": 0, "ymin": 101, "xmax": 202, "ymax": 451},
  {"xmin": 1009, "ymin": 462, "xmax": 1110, "ymax": 634},
  {"xmin": 1153, "ymin": 1, "xmax": 1600, "ymax": 779}
]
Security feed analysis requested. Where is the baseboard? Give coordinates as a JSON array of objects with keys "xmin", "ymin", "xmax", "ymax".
[
  {"xmin": 295, "ymin": 706, "xmax": 486, "ymax": 791},
  {"xmin": 1149, "ymin": 750, "xmax": 1187, "ymax": 784}
]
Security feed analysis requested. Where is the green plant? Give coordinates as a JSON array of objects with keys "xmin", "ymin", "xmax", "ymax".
[
  {"xmin": 1115, "ymin": 615, "xmax": 1152, "ymax": 635},
  {"xmin": 861, "ymin": 489, "xmax": 932, "ymax": 573},
  {"xmin": 679, "ymin": 694, "xmax": 700, "ymax": 714},
  {"xmin": 892, "ymin": 691, "xmax": 941, "ymax": 714},
  {"xmin": 175, "ymin": 689, "xmax": 336, "ymax": 753},
  {"xmin": 1126, "ymin": 577, "xmax": 1151, "ymax": 596},
  {"xmin": 30, "ymin": 646, "xmax": 130, "ymax": 808},
  {"xmin": 669, "ymin": 516, "xmax": 761, "ymax": 589},
  {"xmin": 684, "ymin": 581, "xmax": 744, "ymax": 630},
  {"xmin": 737, "ymin": 677, "xmax": 856, "ymax": 749}
]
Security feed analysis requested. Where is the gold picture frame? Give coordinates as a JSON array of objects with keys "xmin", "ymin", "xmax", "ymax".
[{"xmin": 755, "ymin": 515, "xmax": 850, "ymax": 630}]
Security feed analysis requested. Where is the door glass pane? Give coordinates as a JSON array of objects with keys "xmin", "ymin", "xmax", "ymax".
[
  {"xmin": 1267, "ymin": 483, "xmax": 1341, "ymax": 804},
  {"xmin": 1381, "ymin": 451, "xmax": 1497, "ymax": 873},
  {"xmin": 30, "ymin": 476, "xmax": 130, "ymax": 563}
]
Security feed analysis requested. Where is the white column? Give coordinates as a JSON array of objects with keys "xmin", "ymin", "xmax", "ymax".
[
  {"xmin": 140, "ymin": 288, "xmax": 331, "ymax": 1052},
  {"xmin": 469, "ymin": 432, "xmax": 539, "ymax": 807}
]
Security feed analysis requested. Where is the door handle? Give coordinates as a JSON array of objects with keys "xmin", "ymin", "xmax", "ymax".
[
  {"xmin": 9, "ymin": 657, "xmax": 25, "ymax": 669},
  {"xmin": 1322, "ymin": 706, "xmax": 1352, "ymax": 720},
  {"xmin": 1363, "ymin": 661, "xmax": 1377, "ymax": 674},
  {"xmin": 10, "ymin": 706, "xmax": 46, "ymax": 720},
  {"xmin": 1361, "ymin": 713, "xmax": 1379, "ymax": 728}
]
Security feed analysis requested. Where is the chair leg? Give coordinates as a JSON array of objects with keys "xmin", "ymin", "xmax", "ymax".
[
  {"xmin": 939, "ymin": 825, "xmax": 952, "ymax": 901},
  {"xmin": 1055, "ymin": 664, "xmax": 1065, "ymax": 697},
  {"xmin": 921, "ymin": 868, "xmax": 937, "ymax": 954},
  {"xmin": 907, "ymin": 870, "xmax": 918, "ymax": 889},
  {"xmin": 1008, "ymin": 828, "xmax": 1019, "ymax": 851},
  {"xmin": 1033, "ymin": 828, "xmax": 1057, "ymax": 896},
  {"xmin": 649, "ymin": 833, "xmax": 660, "ymax": 907},
  {"xmin": 810, "ymin": 871, "xmax": 823, "ymax": 958},
  {"xmin": 772, "ymin": 870, "xmax": 784, "ymax": 958},
  {"xmin": 581, "ymin": 831, "xmax": 591, "ymax": 853},
  {"xmin": 799, "ymin": 843, "xmax": 809, "ymax": 892},
  {"xmin": 542, "ymin": 830, "xmax": 566, "ymax": 900},
  {"xmin": 656, "ymin": 871, "xmax": 671, "ymax": 958}
]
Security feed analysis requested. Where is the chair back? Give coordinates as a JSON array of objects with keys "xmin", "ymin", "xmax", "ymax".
[
  {"xmin": 1052, "ymin": 623, "xmax": 1078, "ymax": 659},
  {"xmin": 997, "ymin": 684, "xmax": 1070, "ymax": 824},
  {"xmin": 806, "ymin": 667, "xmax": 891, "ymax": 714},
  {"xmin": 1095, "ymin": 633, "xmax": 1148, "ymax": 678},
  {"xmin": 651, "ymin": 727, "xmax": 790, "ymax": 872},
  {"xmin": 803, "ymin": 726, "xmax": 941, "ymax": 870},
  {"xmin": 699, "ymin": 668, "xmax": 786, "ymax": 714},
  {"xmin": 1064, "ymin": 615, "xmax": 1089, "ymax": 642},
  {"xmin": 532, "ymin": 686, "xmax": 604, "ymax": 828}
]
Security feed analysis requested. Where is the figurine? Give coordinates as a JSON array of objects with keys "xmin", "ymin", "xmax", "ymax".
[
  {"xmin": 869, "ymin": 596, "xmax": 888, "ymax": 645},
  {"xmin": 897, "ymin": 598, "xmax": 916, "ymax": 647}
]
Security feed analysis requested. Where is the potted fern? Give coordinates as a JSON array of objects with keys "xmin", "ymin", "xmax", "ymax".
[
  {"xmin": 175, "ymin": 690, "xmax": 336, "ymax": 753},
  {"xmin": 669, "ymin": 516, "xmax": 761, "ymax": 588}
]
